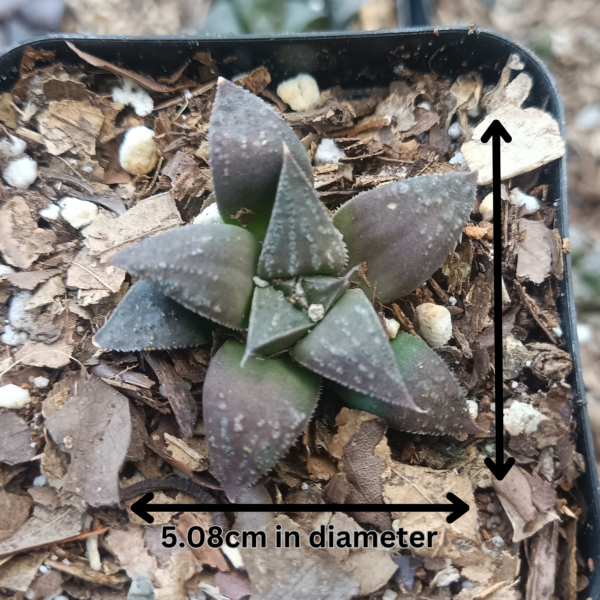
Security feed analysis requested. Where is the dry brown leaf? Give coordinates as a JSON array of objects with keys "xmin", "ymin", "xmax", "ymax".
[
  {"xmin": 67, "ymin": 43, "xmax": 184, "ymax": 94},
  {"xmin": 176, "ymin": 513, "xmax": 229, "ymax": 570},
  {"xmin": 67, "ymin": 247, "xmax": 126, "ymax": 294},
  {"xmin": 83, "ymin": 192, "xmax": 183, "ymax": 259},
  {"xmin": 38, "ymin": 100, "xmax": 104, "ymax": 156},
  {"xmin": 0, "ymin": 410, "xmax": 36, "ymax": 467},
  {"xmin": 45, "ymin": 375, "xmax": 131, "ymax": 507},
  {"xmin": 214, "ymin": 571, "xmax": 252, "ymax": 600},
  {"xmin": 0, "ymin": 197, "xmax": 57, "ymax": 269},
  {"xmin": 124, "ymin": 488, "xmax": 196, "ymax": 526},
  {"xmin": 236, "ymin": 66, "xmax": 271, "ymax": 96},
  {"xmin": 0, "ymin": 551, "xmax": 49, "ymax": 592},
  {"xmin": 5, "ymin": 269, "xmax": 62, "ymax": 290},
  {"xmin": 401, "ymin": 107, "xmax": 440, "ymax": 138},
  {"xmin": 340, "ymin": 550, "xmax": 397, "ymax": 596},
  {"xmin": 0, "ymin": 490, "xmax": 32, "ymax": 545},
  {"xmin": 151, "ymin": 551, "xmax": 197, "ymax": 600},
  {"xmin": 462, "ymin": 105, "xmax": 565, "ymax": 185},
  {"xmin": 105, "ymin": 524, "xmax": 158, "ymax": 579},
  {"xmin": 25, "ymin": 276, "xmax": 65, "ymax": 310},
  {"xmin": 40, "ymin": 429, "xmax": 68, "ymax": 481},
  {"xmin": 164, "ymin": 433, "xmax": 208, "ymax": 471},
  {"xmin": 44, "ymin": 556, "xmax": 129, "ymax": 586},
  {"xmin": 307, "ymin": 454, "xmax": 337, "ymax": 482},
  {"xmin": 241, "ymin": 515, "xmax": 359, "ymax": 600},
  {"xmin": 329, "ymin": 408, "xmax": 389, "ymax": 463},
  {"xmin": 516, "ymin": 219, "xmax": 555, "ymax": 284},
  {"xmin": 450, "ymin": 73, "xmax": 482, "ymax": 112},
  {"xmin": 0, "ymin": 92, "xmax": 17, "ymax": 129},
  {"xmin": 29, "ymin": 569, "xmax": 63, "ymax": 600},
  {"xmin": 14, "ymin": 337, "xmax": 74, "ymax": 369},
  {"xmin": 526, "ymin": 522, "xmax": 559, "ymax": 600}
]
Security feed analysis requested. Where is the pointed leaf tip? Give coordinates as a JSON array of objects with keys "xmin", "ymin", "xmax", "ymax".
[
  {"xmin": 204, "ymin": 341, "xmax": 321, "ymax": 501},
  {"xmin": 110, "ymin": 224, "xmax": 260, "ymax": 330},
  {"xmin": 333, "ymin": 172, "xmax": 477, "ymax": 303},
  {"xmin": 257, "ymin": 150, "xmax": 348, "ymax": 280},
  {"xmin": 209, "ymin": 79, "xmax": 313, "ymax": 239},
  {"xmin": 291, "ymin": 289, "xmax": 418, "ymax": 410},
  {"xmin": 95, "ymin": 281, "xmax": 212, "ymax": 352},
  {"xmin": 333, "ymin": 332, "xmax": 484, "ymax": 437}
]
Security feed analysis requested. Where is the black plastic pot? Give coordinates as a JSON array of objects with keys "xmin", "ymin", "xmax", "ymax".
[{"xmin": 0, "ymin": 27, "xmax": 596, "ymax": 598}]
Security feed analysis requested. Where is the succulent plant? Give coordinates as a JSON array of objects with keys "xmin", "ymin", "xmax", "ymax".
[{"xmin": 96, "ymin": 78, "xmax": 479, "ymax": 501}]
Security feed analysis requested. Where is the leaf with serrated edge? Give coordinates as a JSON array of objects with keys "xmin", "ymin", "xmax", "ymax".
[
  {"xmin": 291, "ymin": 289, "xmax": 418, "ymax": 410},
  {"xmin": 257, "ymin": 146, "xmax": 347, "ymax": 280},
  {"xmin": 110, "ymin": 224, "xmax": 260, "ymax": 330},
  {"xmin": 302, "ymin": 268, "xmax": 356, "ymax": 312},
  {"xmin": 209, "ymin": 78, "xmax": 313, "ymax": 240},
  {"xmin": 245, "ymin": 286, "xmax": 313, "ymax": 360},
  {"xmin": 96, "ymin": 281, "xmax": 212, "ymax": 352},
  {"xmin": 333, "ymin": 332, "xmax": 483, "ymax": 437},
  {"xmin": 333, "ymin": 172, "xmax": 477, "ymax": 302},
  {"xmin": 204, "ymin": 341, "xmax": 321, "ymax": 501}
]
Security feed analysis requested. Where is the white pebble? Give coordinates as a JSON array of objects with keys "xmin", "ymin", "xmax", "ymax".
[
  {"xmin": 277, "ymin": 73, "xmax": 320, "ymax": 111},
  {"xmin": 382, "ymin": 591, "xmax": 398, "ymax": 600},
  {"xmin": 86, "ymin": 533, "xmax": 102, "ymax": 571},
  {"xmin": 449, "ymin": 151, "xmax": 465, "ymax": 165},
  {"xmin": 33, "ymin": 475, "xmax": 47, "ymax": 486},
  {"xmin": 0, "ymin": 134, "xmax": 26, "ymax": 157},
  {"xmin": 384, "ymin": 317, "xmax": 400, "ymax": 340},
  {"xmin": 511, "ymin": 381, "xmax": 519, "ymax": 389},
  {"xmin": 0, "ymin": 384, "xmax": 31, "ymax": 409},
  {"xmin": 3, "ymin": 156, "xmax": 38, "ymax": 189},
  {"xmin": 416, "ymin": 303, "xmax": 452, "ymax": 347},
  {"xmin": 448, "ymin": 121, "xmax": 461, "ymax": 138},
  {"xmin": 503, "ymin": 335, "xmax": 528, "ymax": 380},
  {"xmin": 25, "ymin": 590, "xmax": 34, "ymax": 600},
  {"xmin": 39, "ymin": 203, "xmax": 61, "ymax": 220},
  {"xmin": 552, "ymin": 325, "xmax": 563, "ymax": 338},
  {"xmin": 417, "ymin": 101, "xmax": 431, "ymax": 110},
  {"xmin": 448, "ymin": 296, "xmax": 457, "ymax": 306},
  {"xmin": 466, "ymin": 400, "xmax": 478, "ymax": 420},
  {"xmin": 33, "ymin": 376, "xmax": 49, "ymax": 388},
  {"xmin": 112, "ymin": 79, "xmax": 154, "ymax": 117},
  {"xmin": 193, "ymin": 202, "xmax": 223, "ymax": 225},
  {"xmin": 1, "ymin": 324, "xmax": 29, "ymax": 346},
  {"xmin": 504, "ymin": 400, "xmax": 541, "ymax": 435},
  {"xmin": 59, "ymin": 197, "xmax": 99, "ymax": 229},
  {"xmin": 479, "ymin": 192, "xmax": 494, "ymax": 221},
  {"xmin": 119, "ymin": 126, "xmax": 158, "ymax": 175},
  {"xmin": 0, "ymin": 265, "xmax": 15, "ymax": 276},
  {"xmin": 509, "ymin": 188, "xmax": 540, "ymax": 215},
  {"xmin": 314, "ymin": 138, "xmax": 346, "ymax": 166},
  {"xmin": 308, "ymin": 303, "xmax": 325, "ymax": 323},
  {"xmin": 39, "ymin": 565, "xmax": 49, "ymax": 574}
]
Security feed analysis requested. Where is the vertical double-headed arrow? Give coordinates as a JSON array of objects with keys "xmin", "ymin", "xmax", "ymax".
[{"xmin": 481, "ymin": 120, "xmax": 515, "ymax": 481}]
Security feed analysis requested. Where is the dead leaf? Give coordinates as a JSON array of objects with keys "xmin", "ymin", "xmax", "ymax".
[
  {"xmin": 214, "ymin": 571, "xmax": 252, "ymax": 600},
  {"xmin": 67, "ymin": 247, "xmax": 126, "ymax": 294},
  {"xmin": 151, "ymin": 551, "xmax": 197, "ymax": 600},
  {"xmin": 43, "ymin": 556, "xmax": 129, "ymax": 587},
  {"xmin": 40, "ymin": 429, "xmax": 68, "ymax": 481},
  {"xmin": 38, "ymin": 100, "xmax": 104, "ymax": 156},
  {"xmin": 527, "ymin": 343, "xmax": 573, "ymax": 381},
  {"xmin": 83, "ymin": 192, "xmax": 183, "ymax": 259},
  {"xmin": 0, "ymin": 551, "xmax": 48, "ymax": 592},
  {"xmin": 0, "ymin": 92, "xmax": 17, "ymax": 129},
  {"xmin": 0, "ymin": 197, "xmax": 57, "ymax": 269},
  {"xmin": 0, "ymin": 410, "xmax": 36, "ymax": 466},
  {"xmin": 176, "ymin": 513, "xmax": 229, "ymax": 570},
  {"xmin": 516, "ymin": 219, "xmax": 555, "ymax": 284},
  {"xmin": 26, "ymin": 276, "xmax": 65, "ymax": 309},
  {"xmin": 5, "ymin": 269, "xmax": 62, "ymax": 290},
  {"xmin": 105, "ymin": 524, "xmax": 158, "ymax": 579},
  {"xmin": 164, "ymin": 433, "xmax": 208, "ymax": 471},
  {"xmin": 241, "ymin": 515, "xmax": 359, "ymax": 600},
  {"xmin": 45, "ymin": 375, "xmax": 131, "ymax": 507},
  {"xmin": 340, "ymin": 550, "xmax": 397, "ymax": 596},
  {"xmin": 67, "ymin": 43, "xmax": 184, "ymax": 94},
  {"xmin": 450, "ymin": 73, "xmax": 482, "ymax": 112},
  {"xmin": 401, "ymin": 107, "xmax": 440, "ymax": 138},
  {"xmin": 20, "ymin": 46, "xmax": 55, "ymax": 75},
  {"xmin": 14, "ymin": 336, "xmax": 74, "ymax": 369},
  {"xmin": 526, "ymin": 522, "xmax": 559, "ymax": 600},
  {"xmin": 236, "ymin": 66, "xmax": 271, "ymax": 95},
  {"xmin": 29, "ymin": 569, "xmax": 63, "ymax": 600},
  {"xmin": 0, "ymin": 490, "xmax": 32, "ymax": 544},
  {"xmin": 462, "ymin": 105, "xmax": 565, "ymax": 185}
]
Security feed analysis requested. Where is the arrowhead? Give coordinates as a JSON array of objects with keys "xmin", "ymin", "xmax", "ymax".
[
  {"xmin": 481, "ymin": 119, "xmax": 512, "ymax": 144},
  {"xmin": 130, "ymin": 492, "xmax": 155, "ymax": 524},
  {"xmin": 446, "ymin": 492, "xmax": 470, "ymax": 523},
  {"xmin": 484, "ymin": 456, "xmax": 516, "ymax": 481}
]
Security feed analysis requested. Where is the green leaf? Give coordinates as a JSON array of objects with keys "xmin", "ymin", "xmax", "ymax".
[
  {"xmin": 209, "ymin": 79, "xmax": 313, "ymax": 240},
  {"xmin": 110, "ymin": 224, "xmax": 260, "ymax": 330},
  {"xmin": 257, "ymin": 145, "xmax": 347, "ymax": 280},
  {"xmin": 95, "ymin": 281, "xmax": 212, "ymax": 352},
  {"xmin": 333, "ymin": 332, "xmax": 483, "ymax": 437},
  {"xmin": 204, "ymin": 340, "xmax": 321, "ymax": 501},
  {"xmin": 245, "ymin": 286, "xmax": 313, "ymax": 359},
  {"xmin": 302, "ymin": 269, "xmax": 356, "ymax": 312},
  {"xmin": 333, "ymin": 172, "xmax": 477, "ymax": 303},
  {"xmin": 290, "ymin": 289, "xmax": 418, "ymax": 410}
]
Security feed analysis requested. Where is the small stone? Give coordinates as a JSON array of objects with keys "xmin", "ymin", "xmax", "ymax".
[
  {"xmin": 59, "ymin": 197, "xmax": 99, "ymax": 229},
  {"xmin": 509, "ymin": 187, "xmax": 540, "ymax": 215},
  {"xmin": 1, "ymin": 324, "xmax": 29, "ymax": 346},
  {"xmin": 0, "ymin": 134, "xmax": 26, "ymax": 157},
  {"xmin": 479, "ymin": 192, "xmax": 494, "ymax": 220},
  {"xmin": 0, "ymin": 384, "xmax": 31, "ymax": 409},
  {"xmin": 448, "ymin": 121, "xmax": 461, "ymax": 138},
  {"xmin": 503, "ymin": 335, "xmax": 528, "ymax": 380},
  {"xmin": 252, "ymin": 276, "xmax": 269, "ymax": 288},
  {"xmin": 33, "ymin": 475, "xmax": 46, "ymax": 486},
  {"xmin": 382, "ymin": 591, "xmax": 398, "ymax": 600},
  {"xmin": 119, "ymin": 126, "xmax": 158, "ymax": 175},
  {"xmin": 3, "ymin": 156, "xmax": 38, "ymax": 188},
  {"xmin": 466, "ymin": 400, "xmax": 478, "ymax": 420},
  {"xmin": 33, "ymin": 376, "xmax": 49, "ymax": 388},
  {"xmin": 307, "ymin": 303, "xmax": 325, "ymax": 323},
  {"xmin": 193, "ymin": 202, "xmax": 223, "ymax": 225},
  {"xmin": 504, "ymin": 400, "xmax": 541, "ymax": 435},
  {"xmin": 384, "ymin": 317, "xmax": 400, "ymax": 340},
  {"xmin": 416, "ymin": 303, "xmax": 452, "ymax": 347},
  {"xmin": 39, "ymin": 203, "xmax": 60, "ymax": 220},
  {"xmin": 277, "ymin": 73, "xmax": 320, "ymax": 111},
  {"xmin": 449, "ymin": 151, "xmax": 465, "ymax": 165},
  {"xmin": 314, "ymin": 138, "xmax": 346, "ymax": 166}
]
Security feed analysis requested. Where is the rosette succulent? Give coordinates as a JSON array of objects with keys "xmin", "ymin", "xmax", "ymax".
[{"xmin": 96, "ymin": 78, "xmax": 480, "ymax": 501}]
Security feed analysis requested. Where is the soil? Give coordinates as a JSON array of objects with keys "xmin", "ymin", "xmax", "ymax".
[{"xmin": 0, "ymin": 41, "xmax": 587, "ymax": 600}]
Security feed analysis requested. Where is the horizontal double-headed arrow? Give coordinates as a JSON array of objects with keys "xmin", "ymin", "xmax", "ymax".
[{"xmin": 131, "ymin": 491, "xmax": 469, "ymax": 524}]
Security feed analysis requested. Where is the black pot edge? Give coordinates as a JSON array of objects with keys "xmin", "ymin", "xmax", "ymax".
[{"xmin": 0, "ymin": 27, "xmax": 597, "ymax": 598}]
